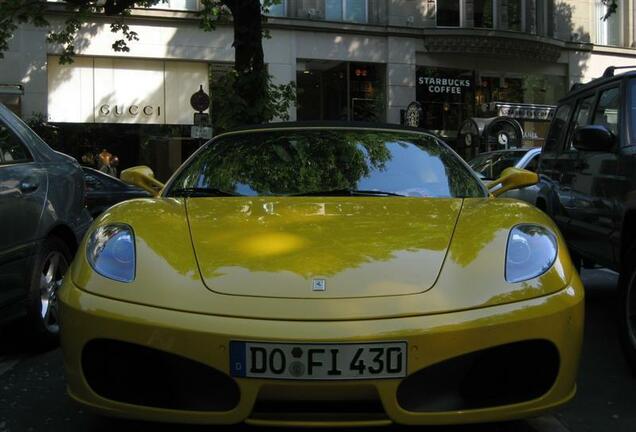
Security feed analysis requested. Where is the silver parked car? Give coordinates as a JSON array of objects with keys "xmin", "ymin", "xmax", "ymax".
[
  {"xmin": 0, "ymin": 103, "xmax": 91, "ymax": 347},
  {"xmin": 468, "ymin": 147, "xmax": 541, "ymax": 203}
]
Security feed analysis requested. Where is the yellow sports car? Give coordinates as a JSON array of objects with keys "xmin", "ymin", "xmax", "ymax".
[{"xmin": 58, "ymin": 124, "xmax": 583, "ymax": 427}]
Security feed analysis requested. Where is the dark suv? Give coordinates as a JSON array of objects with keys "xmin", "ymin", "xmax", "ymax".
[{"xmin": 536, "ymin": 67, "xmax": 636, "ymax": 370}]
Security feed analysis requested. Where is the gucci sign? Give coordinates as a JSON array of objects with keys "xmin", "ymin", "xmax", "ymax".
[{"xmin": 99, "ymin": 104, "xmax": 161, "ymax": 117}]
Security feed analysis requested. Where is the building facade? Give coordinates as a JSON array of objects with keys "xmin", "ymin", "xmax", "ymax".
[{"xmin": 0, "ymin": 0, "xmax": 635, "ymax": 177}]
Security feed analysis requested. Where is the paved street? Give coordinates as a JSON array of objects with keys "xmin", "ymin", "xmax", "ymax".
[{"xmin": 0, "ymin": 269, "xmax": 633, "ymax": 432}]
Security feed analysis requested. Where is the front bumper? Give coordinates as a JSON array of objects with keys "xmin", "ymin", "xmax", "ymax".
[{"xmin": 59, "ymin": 279, "xmax": 583, "ymax": 427}]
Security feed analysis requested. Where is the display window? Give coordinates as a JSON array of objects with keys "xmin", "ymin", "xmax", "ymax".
[
  {"xmin": 416, "ymin": 67, "xmax": 566, "ymax": 150},
  {"xmin": 297, "ymin": 60, "xmax": 385, "ymax": 122},
  {"xmin": 415, "ymin": 66, "xmax": 474, "ymax": 138}
]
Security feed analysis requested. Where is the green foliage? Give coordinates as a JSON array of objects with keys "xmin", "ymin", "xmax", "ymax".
[
  {"xmin": 210, "ymin": 68, "xmax": 296, "ymax": 133},
  {"xmin": 0, "ymin": 0, "xmax": 48, "ymax": 58}
]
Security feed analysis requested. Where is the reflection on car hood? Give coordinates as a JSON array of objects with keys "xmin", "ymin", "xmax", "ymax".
[{"xmin": 186, "ymin": 197, "xmax": 463, "ymax": 299}]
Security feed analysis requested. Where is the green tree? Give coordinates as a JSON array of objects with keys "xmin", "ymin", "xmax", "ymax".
[{"xmin": 0, "ymin": 0, "xmax": 294, "ymax": 127}]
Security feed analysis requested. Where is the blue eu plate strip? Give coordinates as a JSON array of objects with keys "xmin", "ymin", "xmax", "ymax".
[{"xmin": 229, "ymin": 341, "xmax": 246, "ymax": 377}]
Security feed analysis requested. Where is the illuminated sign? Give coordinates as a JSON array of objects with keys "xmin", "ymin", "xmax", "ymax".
[
  {"xmin": 494, "ymin": 103, "xmax": 556, "ymax": 121},
  {"xmin": 417, "ymin": 76, "xmax": 472, "ymax": 95}
]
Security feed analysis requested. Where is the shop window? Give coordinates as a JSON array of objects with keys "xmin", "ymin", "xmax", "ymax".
[
  {"xmin": 296, "ymin": 61, "xmax": 385, "ymax": 122},
  {"xmin": 416, "ymin": 67, "xmax": 474, "ymax": 138},
  {"xmin": 437, "ymin": 0, "xmax": 460, "ymax": 26}
]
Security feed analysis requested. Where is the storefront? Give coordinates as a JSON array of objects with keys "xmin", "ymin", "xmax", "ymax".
[
  {"xmin": 296, "ymin": 60, "xmax": 386, "ymax": 122},
  {"xmin": 46, "ymin": 56, "xmax": 210, "ymax": 180},
  {"xmin": 415, "ymin": 64, "xmax": 567, "ymax": 149}
]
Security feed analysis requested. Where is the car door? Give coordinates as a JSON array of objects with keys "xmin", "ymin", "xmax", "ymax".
[
  {"xmin": 0, "ymin": 116, "xmax": 47, "ymax": 308},
  {"xmin": 568, "ymin": 85, "xmax": 623, "ymax": 266}
]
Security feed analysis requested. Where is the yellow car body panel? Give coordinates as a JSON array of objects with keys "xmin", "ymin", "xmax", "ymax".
[
  {"xmin": 60, "ymin": 273, "xmax": 582, "ymax": 425},
  {"xmin": 69, "ymin": 197, "xmax": 574, "ymax": 320},
  {"xmin": 60, "ymin": 192, "xmax": 583, "ymax": 425}
]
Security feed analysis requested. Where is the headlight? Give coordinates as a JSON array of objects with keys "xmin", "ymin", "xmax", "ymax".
[
  {"xmin": 87, "ymin": 224, "xmax": 136, "ymax": 282},
  {"xmin": 506, "ymin": 224, "xmax": 557, "ymax": 283}
]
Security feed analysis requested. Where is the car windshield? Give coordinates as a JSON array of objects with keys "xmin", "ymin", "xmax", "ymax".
[
  {"xmin": 468, "ymin": 150, "xmax": 528, "ymax": 180},
  {"xmin": 167, "ymin": 129, "xmax": 486, "ymax": 198}
]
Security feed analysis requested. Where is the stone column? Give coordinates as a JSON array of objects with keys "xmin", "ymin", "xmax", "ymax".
[{"xmin": 386, "ymin": 36, "xmax": 416, "ymax": 125}]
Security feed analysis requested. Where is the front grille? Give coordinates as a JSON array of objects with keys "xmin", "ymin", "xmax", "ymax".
[
  {"xmin": 397, "ymin": 339, "xmax": 560, "ymax": 412},
  {"xmin": 82, "ymin": 339, "xmax": 240, "ymax": 411},
  {"xmin": 251, "ymin": 385, "xmax": 388, "ymax": 423}
]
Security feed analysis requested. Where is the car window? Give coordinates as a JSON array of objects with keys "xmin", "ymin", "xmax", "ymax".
[
  {"xmin": 544, "ymin": 103, "xmax": 572, "ymax": 154},
  {"xmin": 567, "ymin": 95, "xmax": 596, "ymax": 150},
  {"xmin": 592, "ymin": 86, "xmax": 620, "ymax": 136},
  {"xmin": 84, "ymin": 172, "xmax": 103, "ymax": 191},
  {"xmin": 630, "ymin": 79, "xmax": 636, "ymax": 144},
  {"xmin": 524, "ymin": 153, "xmax": 540, "ymax": 172},
  {"xmin": 0, "ymin": 122, "xmax": 32, "ymax": 165},
  {"xmin": 169, "ymin": 129, "xmax": 487, "ymax": 198}
]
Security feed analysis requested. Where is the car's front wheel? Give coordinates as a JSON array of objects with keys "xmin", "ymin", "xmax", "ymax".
[
  {"xmin": 26, "ymin": 236, "xmax": 71, "ymax": 349},
  {"xmin": 619, "ymin": 250, "xmax": 636, "ymax": 373}
]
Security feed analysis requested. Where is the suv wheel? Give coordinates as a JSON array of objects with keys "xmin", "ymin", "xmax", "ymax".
[
  {"xmin": 619, "ymin": 251, "xmax": 636, "ymax": 373},
  {"xmin": 25, "ymin": 236, "xmax": 71, "ymax": 349}
]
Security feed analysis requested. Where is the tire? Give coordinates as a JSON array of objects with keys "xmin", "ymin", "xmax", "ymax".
[
  {"xmin": 25, "ymin": 236, "xmax": 71, "ymax": 350},
  {"xmin": 618, "ymin": 247, "xmax": 636, "ymax": 374}
]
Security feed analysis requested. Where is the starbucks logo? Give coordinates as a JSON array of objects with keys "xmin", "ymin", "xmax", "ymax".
[{"xmin": 405, "ymin": 101, "xmax": 423, "ymax": 128}]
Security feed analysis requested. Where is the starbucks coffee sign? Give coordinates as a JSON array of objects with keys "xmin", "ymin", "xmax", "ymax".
[{"xmin": 417, "ymin": 76, "xmax": 472, "ymax": 95}]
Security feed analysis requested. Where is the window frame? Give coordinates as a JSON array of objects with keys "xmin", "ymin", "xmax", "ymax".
[
  {"xmin": 0, "ymin": 118, "xmax": 34, "ymax": 166},
  {"xmin": 542, "ymin": 102, "xmax": 574, "ymax": 154},
  {"xmin": 564, "ymin": 92, "xmax": 598, "ymax": 152},
  {"xmin": 585, "ymin": 82, "xmax": 625, "ymax": 150},
  {"xmin": 263, "ymin": 0, "xmax": 287, "ymax": 17},
  {"xmin": 436, "ymin": 0, "xmax": 462, "ymax": 27},
  {"xmin": 325, "ymin": 0, "xmax": 369, "ymax": 23}
]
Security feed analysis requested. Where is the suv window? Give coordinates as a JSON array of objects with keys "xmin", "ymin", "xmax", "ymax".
[
  {"xmin": 630, "ymin": 79, "xmax": 636, "ymax": 144},
  {"xmin": 544, "ymin": 103, "xmax": 572, "ymax": 153},
  {"xmin": 592, "ymin": 87, "xmax": 620, "ymax": 136},
  {"xmin": 568, "ymin": 95, "xmax": 596, "ymax": 150},
  {"xmin": 84, "ymin": 172, "xmax": 103, "ymax": 191},
  {"xmin": 0, "ymin": 123, "xmax": 32, "ymax": 164}
]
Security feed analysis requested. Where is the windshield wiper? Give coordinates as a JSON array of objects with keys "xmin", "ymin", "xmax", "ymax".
[
  {"xmin": 168, "ymin": 187, "xmax": 242, "ymax": 197},
  {"xmin": 292, "ymin": 189, "xmax": 406, "ymax": 197}
]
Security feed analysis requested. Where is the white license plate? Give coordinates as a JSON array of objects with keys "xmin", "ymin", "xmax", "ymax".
[{"xmin": 229, "ymin": 341, "xmax": 407, "ymax": 380}]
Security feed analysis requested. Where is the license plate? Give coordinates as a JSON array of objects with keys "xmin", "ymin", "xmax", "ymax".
[{"xmin": 229, "ymin": 341, "xmax": 407, "ymax": 380}]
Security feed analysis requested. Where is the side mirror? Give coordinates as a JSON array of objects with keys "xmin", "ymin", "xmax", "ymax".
[
  {"xmin": 572, "ymin": 125, "xmax": 614, "ymax": 151},
  {"xmin": 487, "ymin": 167, "xmax": 539, "ymax": 197},
  {"xmin": 120, "ymin": 166, "xmax": 164, "ymax": 197}
]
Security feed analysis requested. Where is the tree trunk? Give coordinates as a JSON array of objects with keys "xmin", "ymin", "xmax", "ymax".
[{"xmin": 225, "ymin": 0, "xmax": 269, "ymax": 124}]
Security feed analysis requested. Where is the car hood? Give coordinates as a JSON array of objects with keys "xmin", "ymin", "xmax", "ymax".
[{"xmin": 186, "ymin": 197, "xmax": 463, "ymax": 299}]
